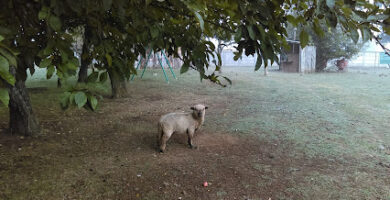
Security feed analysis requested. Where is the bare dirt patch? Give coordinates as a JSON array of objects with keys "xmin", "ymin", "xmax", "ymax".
[{"xmin": 1, "ymin": 70, "xmax": 390, "ymax": 199}]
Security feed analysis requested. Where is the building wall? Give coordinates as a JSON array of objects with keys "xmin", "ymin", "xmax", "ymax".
[
  {"xmin": 280, "ymin": 53, "xmax": 299, "ymax": 72},
  {"xmin": 219, "ymin": 50, "xmax": 279, "ymax": 68},
  {"xmin": 300, "ymin": 46, "xmax": 316, "ymax": 73}
]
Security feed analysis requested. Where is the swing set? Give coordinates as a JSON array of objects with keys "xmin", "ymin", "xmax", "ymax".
[{"xmin": 130, "ymin": 50, "xmax": 177, "ymax": 83}]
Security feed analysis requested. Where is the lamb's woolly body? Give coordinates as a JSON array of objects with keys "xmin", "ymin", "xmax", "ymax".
[
  {"xmin": 158, "ymin": 104, "xmax": 207, "ymax": 152},
  {"xmin": 159, "ymin": 112, "xmax": 203, "ymax": 134}
]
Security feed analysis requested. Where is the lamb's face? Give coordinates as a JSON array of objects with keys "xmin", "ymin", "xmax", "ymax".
[{"xmin": 191, "ymin": 104, "xmax": 208, "ymax": 118}]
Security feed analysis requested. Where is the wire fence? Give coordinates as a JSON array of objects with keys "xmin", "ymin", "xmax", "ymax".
[{"xmin": 348, "ymin": 51, "xmax": 390, "ymax": 68}]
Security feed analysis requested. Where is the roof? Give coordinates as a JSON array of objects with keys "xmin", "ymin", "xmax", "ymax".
[{"xmin": 286, "ymin": 39, "xmax": 300, "ymax": 44}]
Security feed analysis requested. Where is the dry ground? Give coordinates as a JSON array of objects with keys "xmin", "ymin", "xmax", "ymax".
[{"xmin": 0, "ymin": 67, "xmax": 390, "ymax": 199}]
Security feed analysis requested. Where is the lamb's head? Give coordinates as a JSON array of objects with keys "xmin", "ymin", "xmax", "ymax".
[{"xmin": 190, "ymin": 104, "xmax": 208, "ymax": 119}]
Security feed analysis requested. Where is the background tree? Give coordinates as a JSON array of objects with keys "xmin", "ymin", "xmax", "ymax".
[{"xmin": 310, "ymin": 26, "xmax": 365, "ymax": 72}]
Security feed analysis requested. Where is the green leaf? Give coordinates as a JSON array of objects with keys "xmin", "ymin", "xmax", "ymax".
[
  {"xmin": 88, "ymin": 95, "xmax": 98, "ymax": 110},
  {"xmin": 326, "ymin": 12, "xmax": 338, "ymax": 28},
  {"xmin": 247, "ymin": 25, "xmax": 256, "ymax": 40},
  {"xmin": 384, "ymin": 26, "xmax": 390, "ymax": 35},
  {"xmin": 233, "ymin": 51, "xmax": 242, "ymax": 61},
  {"xmin": 326, "ymin": 0, "xmax": 335, "ymax": 9},
  {"xmin": 234, "ymin": 27, "xmax": 242, "ymax": 42},
  {"xmin": 370, "ymin": 26, "xmax": 381, "ymax": 32},
  {"xmin": 74, "ymin": 91, "xmax": 87, "ymax": 108},
  {"xmin": 39, "ymin": 58, "xmax": 52, "ymax": 68},
  {"xmin": 151, "ymin": 27, "xmax": 159, "ymax": 38},
  {"xmin": 65, "ymin": 61, "xmax": 78, "ymax": 70},
  {"xmin": 255, "ymin": 54, "xmax": 262, "ymax": 71},
  {"xmin": 222, "ymin": 76, "xmax": 232, "ymax": 85},
  {"xmin": 217, "ymin": 52, "xmax": 222, "ymax": 66},
  {"xmin": 0, "ymin": 55, "xmax": 15, "ymax": 85},
  {"xmin": 49, "ymin": 16, "xmax": 62, "ymax": 31},
  {"xmin": 299, "ymin": 30, "xmax": 309, "ymax": 48},
  {"xmin": 60, "ymin": 50, "xmax": 68, "ymax": 62},
  {"xmin": 350, "ymin": 29, "xmax": 359, "ymax": 43},
  {"xmin": 361, "ymin": 27, "xmax": 371, "ymax": 42},
  {"xmin": 0, "ymin": 35, "xmax": 4, "ymax": 42},
  {"xmin": 0, "ymin": 48, "xmax": 17, "ymax": 67},
  {"xmin": 99, "ymin": 71, "xmax": 108, "ymax": 83},
  {"xmin": 0, "ymin": 54, "xmax": 9, "ymax": 71},
  {"xmin": 194, "ymin": 11, "xmax": 204, "ymax": 31},
  {"xmin": 60, "ymin": 91, "xmax": 71, "ymax": 109},
  {"xmin": 286, "ymin": 15, "xmax": 297, "ymax": 26},
  {"xmin": 0, "ymin": 88, "xmax": 9, "ymax": 107},
  {"xmin": 102, "ymin": 0, "xmax": 113, "ymax": 11},
  {"xmin": 256, "ymin": 25, "xmax": 266, "ymax": 41},
  {"xmin": 313, "ymin": 18, "xmax": 324, "ymax": 37},
  {"xmin": 367, "ymin": 14, "xmax": 389, "ymax": 21},
  {"xmin": 180, "ymin": 62, "xmax": 190, "ymax": 74},
  {"xmin": 39, "ymin": 6, "xmax": 49, "ymax": 20},
  {"xmin": 38, "ymin": 10, "xmax": 48, "ymax": 20},
  {"xmin": 47, "ymin": 65, "xmax": 55, "ymax": 79},
  {"xmin": 105, "ymin": 54, "xmax": 112, "ymax": 67},
  {"xmin": 0, "ymin": 70, "xmax": 15, "ymax": 85},
  {"xmin": 87, "ymin": 71, "xmax": 99, "ymax": 82}
]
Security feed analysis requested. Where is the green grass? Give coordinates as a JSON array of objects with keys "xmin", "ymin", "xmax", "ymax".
[
  {"xmin": 1, "ymin": 67, "xmax": 390, "ymax": 199},
  {"xmin": 222, "ymin": 70, "xmax": 390, "ymax": 160}
]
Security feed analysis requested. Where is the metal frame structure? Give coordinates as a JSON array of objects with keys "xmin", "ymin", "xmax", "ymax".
[{"xmin": 130, "ymin": 50, "xmax": 177, "ymax": 83}]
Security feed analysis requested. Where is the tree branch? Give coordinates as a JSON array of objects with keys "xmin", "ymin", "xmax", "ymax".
[
  {"xmin": 374, "ymin": 36, "xmax": 390, "ymax": 56},
  {"xmin": 150, "ymin": 3, "xmax": 235, "ymax": 33}
]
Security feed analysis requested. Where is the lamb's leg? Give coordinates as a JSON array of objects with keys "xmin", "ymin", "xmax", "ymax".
[
  {"xmin": 187, "ymin": 129, "xmax": 197, "ymax": 149},
  {"xmin": 160, "ymin": 131, "xmax": 172, "ymax": 153},
  {"xmin": 157, "ymin": 131, "xmax": 163, "ymax": 150}
]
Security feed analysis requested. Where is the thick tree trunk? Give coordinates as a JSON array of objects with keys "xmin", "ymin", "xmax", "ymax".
[
  {"xmin": 78, "ymin": 26, "xmax": 91, "ymax": 83},
  {"xmin": 315, "ymin": 58, "xmax": 328, "ymax": 72},
  {"xmin": 77, "ymin": 40, "xmax": 89, "ymax": 82},
  {"xmin": 315, "ymin": 48, "xmax": 328, "ymax": 72},
  {"xmin": 8, "ymin": 67, "xmax": 40, "ymax": 136},
  {"xmin": 108, "ymin": 69, "xmax": 127, "ymax": 98}
]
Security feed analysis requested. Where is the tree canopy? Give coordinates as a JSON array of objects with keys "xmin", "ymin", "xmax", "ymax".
[
  {"xmin": 0, "ymin": 0, "xmax": 389, "ymax": 135},
  {"xmin": 313, "ymin": 26, "xmax": 365, "ymax": 71}
]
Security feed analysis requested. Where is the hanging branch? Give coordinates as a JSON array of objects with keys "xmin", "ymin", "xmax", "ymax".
[{"xmin": 374, "ymin": 36, "xmax": 390, "ymax": 56}]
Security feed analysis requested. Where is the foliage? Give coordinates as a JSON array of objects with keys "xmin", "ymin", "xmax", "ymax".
[
  {"xmin": 0, "ymin": 0, "xmax": 78, "ymax": 108},
  {"xmin": 0, "ymin": 31, "xmax": 18, "ymax": 106},
  {"xmin": 0, "ymin": 0, "xmax": 389, "ymax": 109},
  {"xmin": 60, "ymin": 82, "xmax": 106, "ymax": 110},
  {"xmin": 312, "ymin": 26, "xmax": 364, "ymax": 71}
]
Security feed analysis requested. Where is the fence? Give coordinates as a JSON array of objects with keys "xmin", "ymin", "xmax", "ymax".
[
  {"xmin": 219, "ymin": 49, "xmax": 280, "ymax": 70},
  {"xmin": 348, "ymin": 51, "xmax": 390, "ymax": 67}
]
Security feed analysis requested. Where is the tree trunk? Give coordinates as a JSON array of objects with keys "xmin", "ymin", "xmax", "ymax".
[
  {"xmin": 78, "ymin": 26, "xmax": 91, "ymax": 83},
  {"xmin": 315, "ymin": 48, "xmax": 328, "ymax": 72},
  {"xmin": 8, "ymin": 67, "xmax": 40, "ymax": 136},
  {"xmin": 108, "ymin": 69, "xmax": 127, "ymax": 98},
  {"xmin": 315, "ymin": 58, "xmax": 328, "ymax": 72},
  {"xmin": 57, "ymin": 78, "xmax": 61, "ymax": 88}
]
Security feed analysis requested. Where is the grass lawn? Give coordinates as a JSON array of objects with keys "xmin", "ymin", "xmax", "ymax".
[{"xmin": 0, "ymin": 67, "xmax": 390, "ymax": 199}]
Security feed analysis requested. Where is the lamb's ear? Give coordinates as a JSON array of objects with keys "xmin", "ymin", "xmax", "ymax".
[
  {"xmin": 190, "ymin": 107, "xmax": 195, "ymax": 110},
  {"xmin": 205, "ymin": 106, "xmax": 208, "ymax": 110}
]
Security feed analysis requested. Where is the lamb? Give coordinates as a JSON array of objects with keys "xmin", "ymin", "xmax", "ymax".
[{"xmin": 158, "ymin": 104, "xmax": 208, "ymax": 152}]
